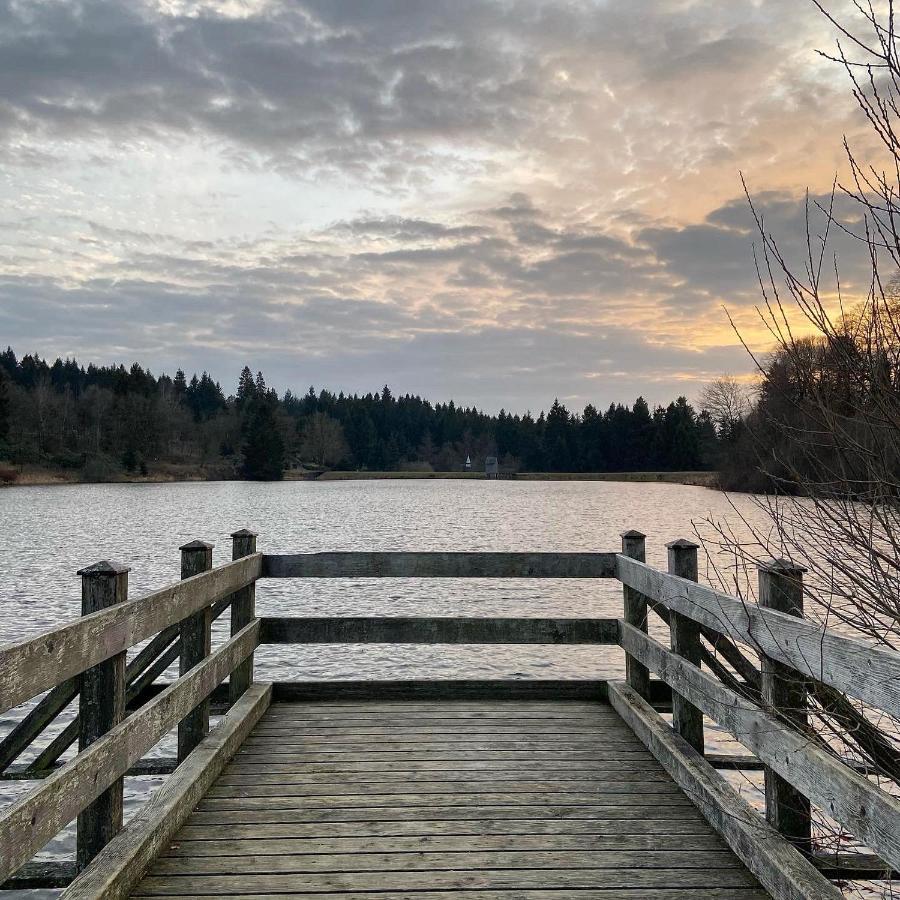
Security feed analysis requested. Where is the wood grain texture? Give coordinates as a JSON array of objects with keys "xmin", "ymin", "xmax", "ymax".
[
  {"xmin": 76, "ymin": 563, "xmax": 128, "ymax": 871},
  {"xmin": 133, "ymin": 867, "xmax": 763, "ymax": 894},
  {"xmin": 229, "ymin": 530, "xmax": 257, "ymax": 705},
  {"xmin": 178, "ymin": 542, "xmax": 214, "ymax": 762},
  {"xmin": 134, "ymin": 891, "xmax": 767, "ymax": 900},
  {"xmin": 271, "ymin": 680, "xmax": 609, "ymax": 702},
  {"xmin": 607, "ymin": 681, "xmax": 839, "ymax": 900},
  {"xmin": 758, "ymin": 561, "xmax": 811, "ymax": 854},
  {"xmin": 0, "ymin": 620, "xmax": 259, "ymax": 883},
  {"xmin": 260, "ymin": 616, "xmax": 619, "ymax": 645},
  {"xmin": 0, "ymin": 553, "xmax": 261, "ymax": 715},
  {"xmin": 616, "ymin": 553, "xmax": 900, "ymax": 719},
  {"xmin": 666, "ymin": 540, "xmax": 704, "ymax": 754},
  {"xmin": 133, "ymin": 697, "xmax": 768, "ymax": 899},
  {"xmin": 619, "ymin": 621, "xmax": 900, "ymax": 873},
  {"xmin": 61, "ymin": 683, "xmax": 271, "ymax": 900},
  {"xmin": 262, "ymin": 551, "xmax": 617, "ymax": 579},
  {"xmin": 621, "ymin": 532, "xmax": 650, "ymax": 700}
]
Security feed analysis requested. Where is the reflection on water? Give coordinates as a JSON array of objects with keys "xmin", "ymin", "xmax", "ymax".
[{"xmin": 0, "ymin": 479, "xmax": 772, "ymax": 892}]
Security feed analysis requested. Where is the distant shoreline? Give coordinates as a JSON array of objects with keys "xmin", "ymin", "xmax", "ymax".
[
  {"xmin": 2, "ymin": 466, "xmax": 718, "ymax": 489},
  {"xmin": 311, "ymin": 470, "xmax": 718, "ymax": 486}
]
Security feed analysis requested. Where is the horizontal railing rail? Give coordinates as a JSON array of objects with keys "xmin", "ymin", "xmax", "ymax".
[
  {"xmin": 259, "ymin": 616, "xmax": 620, "ymax": 644},
  {"xmin": 262, "ymin": 551, "xmax": 618, "ymax": 578},
  {"xmin": 0, "ymin": 553, "xmax": 262, "ymax": 716},
  {"xmin": 616, "ymin": 553, "xmax": 900, "ymax": 719}
]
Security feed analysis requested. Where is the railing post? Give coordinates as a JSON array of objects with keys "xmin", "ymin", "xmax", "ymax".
[
  {"xmin": 75, "ymin": 560, "xmax": 129, "ymax": 871},
  {"xmin": 667, "ymin": 539, "xmax": 704, "ymax": 754},
  {"xmin": 621, "ymin": 529, "xmax": 650, "ymax": 700},
  {"xmin": 758, "ymin": 558, "xmax": 811, "ymax": 854},
  {"xmin": 229, "ymin": 528, "xmax": 258, "ymax": 705},
  {"xmin": 178, "ymin": 539, "xmax": 213, "ymax": 762}
]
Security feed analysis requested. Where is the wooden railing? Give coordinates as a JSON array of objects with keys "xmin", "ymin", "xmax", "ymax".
[
  {"xmin": 613, "ymin": 530, "xmax": 900, "ymax": 899},
  {"xmin": 0, "ymin": 532, "xmax": 896, "ymax": 900}
]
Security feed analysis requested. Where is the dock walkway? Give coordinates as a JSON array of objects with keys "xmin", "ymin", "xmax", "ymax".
[
  {"xmin": 135, "ymin": 699, "xmax": 766, "ymax": 898},
  {"xmin": 0, "ymin": 537, "xmax": 897, "ymax": 899}
]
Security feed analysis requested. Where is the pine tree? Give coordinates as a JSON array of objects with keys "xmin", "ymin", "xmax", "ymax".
[
  {"xmin": 0, "ymin": 370, "xmax": 9, "ymax": 446},
  {"xmin": 240, "ymin": 397, "xmax": 285, "ymax": 480},
  {"xmin": 236, "ymin": 367, "xmax": 256, "ymax": 410}
]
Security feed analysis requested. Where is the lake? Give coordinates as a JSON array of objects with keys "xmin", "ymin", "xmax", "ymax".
[
  {"xmin": 0, "ymin": 478, "xmax": 770, "ymax": 890},
  {"xmin": 0, "ymin": 478, "xmax": 769, "ymax": 681}
]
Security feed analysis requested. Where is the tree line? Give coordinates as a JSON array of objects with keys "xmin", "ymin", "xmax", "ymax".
[{"xmin": 0, "ymin": 347, "xmax": 720, "ymax": 481}]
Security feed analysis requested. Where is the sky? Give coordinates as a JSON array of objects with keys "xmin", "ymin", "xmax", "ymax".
[{"xmin": 0, "ymin": 0, "xmax": 881, "ymax": 412}]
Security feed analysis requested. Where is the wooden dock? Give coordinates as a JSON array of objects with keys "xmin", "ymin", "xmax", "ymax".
[
  {"xmin": 0, "ymin": 533, "xmax": 897, "ymax": 898},
  {"xmin": 135, "ymin": 698, "xmax": 766, "ymax": 898}
]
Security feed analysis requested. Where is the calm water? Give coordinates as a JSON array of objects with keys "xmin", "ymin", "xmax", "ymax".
[
  {"xmin": 0, "ymin": 478, "xmax": 770, "ymax": 682},
  {"xmin": 0, "ymin": 479, "xmax": 769, "ymax": 891}
]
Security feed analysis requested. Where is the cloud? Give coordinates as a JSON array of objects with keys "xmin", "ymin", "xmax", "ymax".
[
  {"xmin": 0, "ymin": 0, "xmax": 877, "ymax": 409},
  {"xmin": 4, "ymin": 184, "xmax": 865, "ymax": 410}
]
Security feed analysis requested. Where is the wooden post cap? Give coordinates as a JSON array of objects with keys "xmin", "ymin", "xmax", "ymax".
[
  {"xmin": 666, "ymin": 538, "xmax": 699, "ymax": 550},
  {"xmin": 230, "ymin": 528, "xmax": 258, "ymax": 538},
  {"xmin": 178, "ymin": 540, "xmax": 214, "ymax": 552},
  {"xmin": 76, "ymin": 560, "xmax": 130, "ymax": 577},
  {"xmin": 757, "ymin": 558, "xmax": 807, "ymax": 575},
  {"xmin": 620, "ymin": 529, "xmax": 646, "ymax": 540}
]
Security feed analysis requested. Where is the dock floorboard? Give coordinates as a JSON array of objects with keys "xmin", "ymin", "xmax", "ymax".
[{"xmin": 131, "ymin": 699, "xmax": 771, "ymax": 898}]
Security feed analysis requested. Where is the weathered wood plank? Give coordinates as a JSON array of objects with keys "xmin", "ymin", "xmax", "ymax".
[
  {"xmin": 176, "ymin": 817, "xmax": 716, "ymax": 841},
  {"xmin": 163, "ymin": 832, "xmax": 726, "ymax": 856},
  {"xmin": 0, "ymin": 620, "xmax": 259, "ymax": 883},
  {"xmin": 0, "ymin": 756, "xmax": 179, "ymax": 780},
  {"xmin": 262, "ymin": 551, "xmax": 617, "ymax": 579},
  {"xmin": 608, "ymin": 680, "xmax": 839, "ymax": 900},
  {"xmin": 184, "ymin": 802, "xmax": 705, "ymax": 826},
  {"xmin": 132, "ymin": 867, "xmax": 763, "ymax": 894},
  {"xmin": 260, "ymin": 617, "xmax": 619, "ymax": 645},
  {"xmin": 197, "ymin": 791, "xmax": 693, "ymax": 812},
  {"xmin": 234, "ymin": 747, "xmax": 655, "ymax": 761},
  {"xmin": 271, "ymin": 680, "xmax": 609, "ymax": 702},
  {"xmin": 215, "ymin": 769, "xmax": 670, "ymax": 786},
  {"xmin": 152, "ymin": 848, "xmax": 744, "ymax": 875},
  {"xmin": 265, "ymin": 699, "xmax": 614, "ymax": 711},
  {"xmin": 616, "ymin": 553, "xmax": 900, "ymax": 719},
  {"xmin": 235, "ymin": 741, "xmax": 655, "ymax": 755},
  {"xmin": 220, "ymin": 760, "xmax": 658, "ymax": 776},
  {"xmin": 133, "ymin": 890, "xmax": 769, "ymax": 900},
  {"xmin": 61, "ymin": 683, "xmax": 271, "ymax": 900},
  {"xmin": 206, "ymin": 779, "xmax": 683, "ymax": 799},
  {"xmin": 261, "ymin": 708, "xmax": 621, "ymax": 721},
  {"xmin": 0, "ymin": 860, "xmax": 77, "ymax": 890},
  {"xmin": 245, "ymin": 724, "xmax": 636, "ymax": 737},
  {"xmin": 0, "ymin": 553, "xmax": 261, "ymax": 715},
  {"xmin": 0, "ymin": 677, "xmax": 80, "ymax": 772},
  {"xmin": 253, "ymin": 714, "xmax": 626, "ymax": 729},
  {"xmin": 618, "ymin": 622, "xmax": 900, "ymax": 874},
  {"xmin": 811, "ymin": 851, "xmax": 899, "ymax": 879}
]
